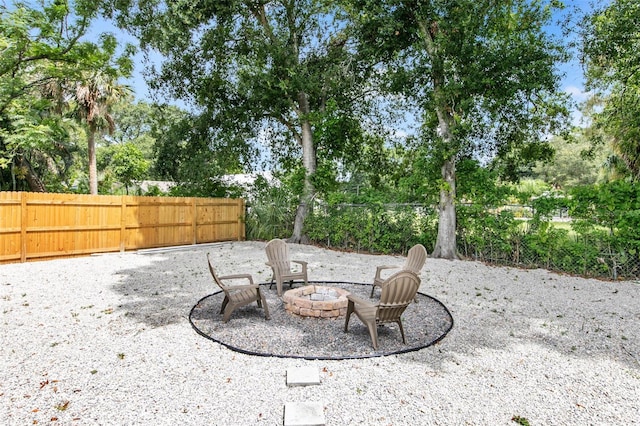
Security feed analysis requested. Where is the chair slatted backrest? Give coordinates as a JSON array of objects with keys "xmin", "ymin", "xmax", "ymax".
[
  {"xmin": 377, "ymin": 271, "xmax": 420, "ymax": 323},
  {"xmin": 265, "ymin": 238, "xmax": 290, "ymax": 276},
  {"xmin": 403, "ymin": 244, "xmax": 428, "ymax": 275}
]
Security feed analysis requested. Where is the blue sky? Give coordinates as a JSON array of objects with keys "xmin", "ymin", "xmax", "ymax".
[{"xmin": 551, "ymin": 0, "xmax": 608, "ymax": 111}]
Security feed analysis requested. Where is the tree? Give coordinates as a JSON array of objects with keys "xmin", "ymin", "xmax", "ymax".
[
  {"xmin": 148, "ymin": 107, "xmax": 243, "ymax": 197},
  {"xmin": 109, "ymin": 99, "xmax": 156, "ymax": 158},
  {"xmin": 347, "ymin": 0, "xmax": 571, "ymax": 258},
  {"xmin": 581, "ymin": 0, "xmax": 640, "ymax": 180},
  {"xmin": 72, "ymin": 72, "xmax": 130, "ymax": 194},
  {"xmin": 147, "ymin": 105, "xmax": 192, "ymax": 181},
  {"xmin": 0, "ymin": 96, "xmax": 61, "ymax": 191},
  {"xmin": 531, "ymin": 133, "xmax": 606, "ymax": 188},
  {"xmin": 110, "ymin": 142, "xmax": 149, "ymax": 194},
  {"xmin": 0, "ymin": 0, "xmax": 133, "ymax": 192},
  {"xmin": 105, "ymin": 0, "xmax": 375, "ymax": 242}
]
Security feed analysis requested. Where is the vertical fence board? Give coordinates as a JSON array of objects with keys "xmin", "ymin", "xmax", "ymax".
[
  {"xmin": 0, "ymin": 192, "xmax": 244, "ymax": 263},
  {"xmin": 0, "ymin": 192, "xmax": 22, "ymax": 262},
  {"xmin": 21, "ymin": 192, "xmax": 27, "ymax": 262}
]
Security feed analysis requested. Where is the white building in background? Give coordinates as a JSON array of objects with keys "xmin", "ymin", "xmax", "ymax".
[
  {"xmin": 135, "ymin": 172, "xmax": 276, "ymax": 195},
  {"xmin": 220, "ymin": 171, "xmax": 275, "ymax": 189},
  {"xmin": 137, "ymin": 180, "xmax": 176, "ymax": 193}
]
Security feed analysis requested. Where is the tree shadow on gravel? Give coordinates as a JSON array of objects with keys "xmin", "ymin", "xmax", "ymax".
[
  {"xmin": 110, "ymin": 249, "xmax": 215, "ymax": 328},
  {"xmin": 405, "ymin": 262, "xmax": 640, "ymax": 370}
]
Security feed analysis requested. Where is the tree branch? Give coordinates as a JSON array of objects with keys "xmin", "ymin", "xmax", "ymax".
[{"xmin": 246, "ymin": 1, "xmax": 277, "ymax": 44}]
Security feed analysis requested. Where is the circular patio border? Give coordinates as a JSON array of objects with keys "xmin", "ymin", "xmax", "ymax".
[{"xmin": 189, "ymin": 281, "xmax": 454, "ymax": 360}]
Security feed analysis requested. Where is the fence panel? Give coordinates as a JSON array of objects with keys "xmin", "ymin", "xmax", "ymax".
[
  {"xmin": 26, "ymin": 193, "xmax": 123, "ymax": 261},
  {"xmin": 122, "ymin": 196, "xmax": 195, "ymax": 250},
  {"xmin": 195, "ymin": 198, "xmax": 245, "ymax": 243},
  {"xmin": 0, "ymin": 192, "xmax": 245, "ymax": 263}
]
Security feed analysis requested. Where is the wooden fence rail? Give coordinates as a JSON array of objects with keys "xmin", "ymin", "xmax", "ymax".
[{"xmin": 0, "ymin": 192, "xmax": 245, "ymax": 263}]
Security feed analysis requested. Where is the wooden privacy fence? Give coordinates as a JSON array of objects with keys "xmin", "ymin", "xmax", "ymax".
[{"xmin": 0, "ymin": 192, "xmax": 245, "ymax": 263}]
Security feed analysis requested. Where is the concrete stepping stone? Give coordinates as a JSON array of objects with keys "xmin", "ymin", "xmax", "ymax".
[
  {"xmin": 286, "ymin": 366, "xmax": 320, "ymax": 387},
  {"xmin": 283, "ymin": 402, "xmax": 325, "ymax": 426}
]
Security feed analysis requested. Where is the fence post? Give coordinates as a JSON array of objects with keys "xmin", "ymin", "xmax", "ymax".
[
  {"xmin": 238, "ymin": 198, "xmax": 245, "ymax": 241},
  {"xmin": 120, "ymin": 196, "xmax": 126, "ymax": 252},
  {"xmin": 192, "ymin": 197, "xmax": 198, "ymax": 245},
  {"xmin": 20, "ymin": 192, "xmax": 27, "ymax": 263}
]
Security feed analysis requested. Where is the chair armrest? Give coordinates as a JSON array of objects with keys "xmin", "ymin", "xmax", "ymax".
[
  {"xmin": 265, "ymin": 262, "xmax": 276, "ymax": 271},
  {"xmin": 218, "ymin": 273, "xmax": 255, "ymax": 286},
  {"xmin": 292, "ymin": 260, "xmax": 308, "ymax": 272},
  {"xmin": 374, "ymin": 265, "xmax": 399, "ymax": 280},
  {"xmin": 346, "ymin": 293, "xmax": 377, "ymax": 308}
]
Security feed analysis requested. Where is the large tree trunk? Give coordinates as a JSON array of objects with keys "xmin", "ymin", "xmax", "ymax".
[
  {"xmin": 88, "ymin": 123, "xmax": 98, "ymax": 195},
  {"xmin": 431, "ymin": 103, "xmax": 459, "ymax": 259},
  {"xmin": 290, "ymin": 92, "xmax": 316, "ymax": 243},
  {"xmin": 418, "ymin": 18, "xmax": 459, "ymax": 259},
  {"xmin": 432, "ymin": 157, "xmax": 457, "ymax": 258}
]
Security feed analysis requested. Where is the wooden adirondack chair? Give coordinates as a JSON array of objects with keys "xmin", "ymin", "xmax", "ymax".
[
  {"xmin": 370, "ymin": 244, "xmax": 427, "ymax": 298},
  {"xmin": 265, "ymin": 238, "xmax": 308, "ymax": 297},
  {"xmin": 207, "ymin": 253, "xmax": 270, "ymax": 323},
  {"xmin": 345, "ymin": 270, "xmax": 420, "ymax": 350}
]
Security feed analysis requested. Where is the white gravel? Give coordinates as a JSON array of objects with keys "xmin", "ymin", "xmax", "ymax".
[{"xmin": 1, "ymin": 241, "xmax": 639, "ymax": 425}]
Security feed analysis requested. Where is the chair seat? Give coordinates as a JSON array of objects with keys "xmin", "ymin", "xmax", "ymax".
[
  {"xmin": 228, "ymin": 287, "xmax": 261, "ymax": 304},
  {"xmin": 352, "ymin": 305, "xmax": 378, "ymax": 323}
]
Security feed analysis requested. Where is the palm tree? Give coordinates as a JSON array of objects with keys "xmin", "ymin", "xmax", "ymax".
[{"xmin": 73, "ymin": 73, "xmax": 129, "ymax": 194}]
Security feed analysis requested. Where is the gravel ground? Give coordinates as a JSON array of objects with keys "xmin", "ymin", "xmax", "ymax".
[{"xmin": 1, "ymin": 241, "xmax": 639, "ymax": 425}]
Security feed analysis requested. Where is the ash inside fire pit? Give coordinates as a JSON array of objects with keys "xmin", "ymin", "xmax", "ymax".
[{"xmin": 283, "ymin": 285, "xmax": 350, "ymax": 319}]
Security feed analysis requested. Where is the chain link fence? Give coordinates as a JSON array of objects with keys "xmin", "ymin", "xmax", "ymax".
[
  {"xmin": 301, "ymin": 202, "xmax": 640, "ymax": 281},
  {"xmin": 457, "ymin": 230, "xmax": 640, "ymax": 281}
]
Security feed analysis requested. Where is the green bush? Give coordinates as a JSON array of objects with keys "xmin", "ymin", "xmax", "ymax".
[
  {"xmin": 246, "ymin": 180, "xmax": 640, "ymax": 279},
  {"xmin": 305, "ymin": 203, "xmax": 427, "ymax": 254},
  {"xmin": 244, "ymin": 176, "xmax": 297, "ymax": 241}
]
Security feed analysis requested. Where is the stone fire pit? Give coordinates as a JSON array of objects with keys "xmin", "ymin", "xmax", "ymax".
[{"xmin": 283, "ymin": 285, "xmax": 350, "ymax": 319}]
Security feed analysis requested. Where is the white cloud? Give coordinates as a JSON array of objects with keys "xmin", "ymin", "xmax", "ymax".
[{"xmin": 564, "ymin": 85, "xmax": 590, "ymax": 103}]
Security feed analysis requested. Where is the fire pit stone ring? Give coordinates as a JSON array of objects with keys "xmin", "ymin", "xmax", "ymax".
[{"xmin": 283, "ymin": 285, "xmax": 351, "ymax": 319}]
